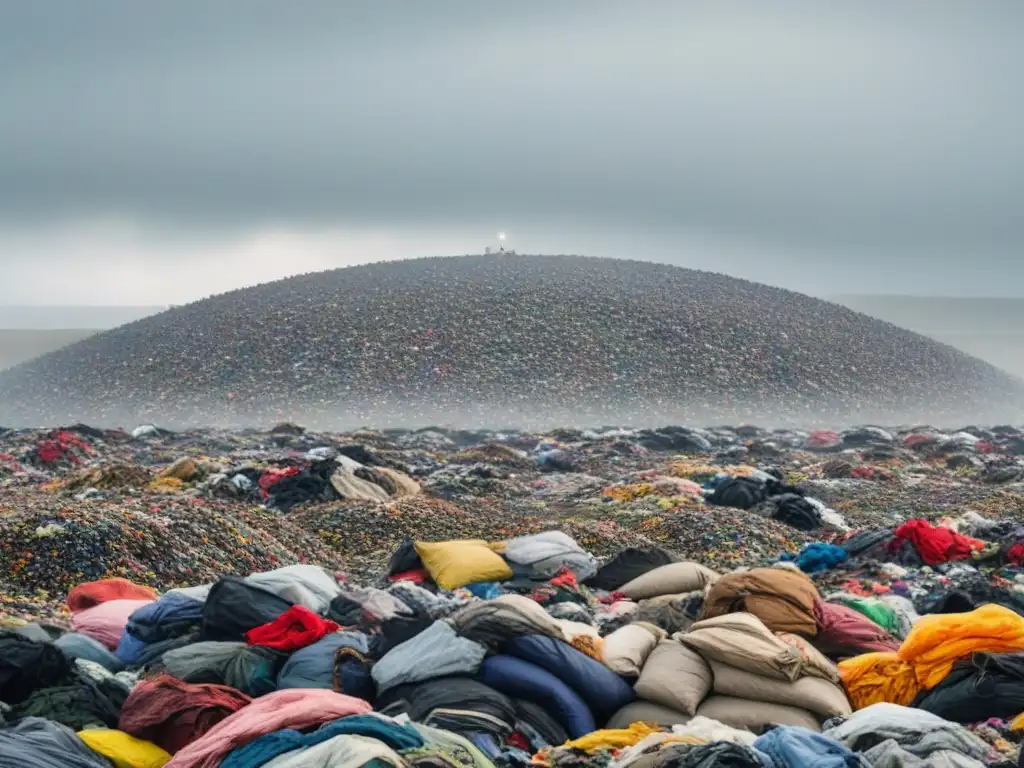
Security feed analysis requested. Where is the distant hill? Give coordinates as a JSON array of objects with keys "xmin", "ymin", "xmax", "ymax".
[{"xmin": 0, "ymin": 255, "xmax": 1021, "ymax": 428}]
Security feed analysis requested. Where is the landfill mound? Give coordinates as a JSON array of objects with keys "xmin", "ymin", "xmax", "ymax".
[
  {"xmin": 5, "ymin": 422, "xmax": 1024, "ymax": 764},
  {"xmin": 2, "ymin": 254, "xmax": 1023, "ymax": 428}
]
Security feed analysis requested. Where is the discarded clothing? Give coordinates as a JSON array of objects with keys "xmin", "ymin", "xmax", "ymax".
[
  {"xmin": 681, "ymin": 613, "xmax": 806, "ymax": 682},
  {"xmin": 376, "ymin": 676, "xmax": 517, "ymax": 733},
  {"xmin": 119, "ymin": 674, "xmax": 253, "ymax": 755},
  {"xmin": 601, "ymin": 622, "xmax": 665, "ymax": 679},
  {"xmin": 584, "ymin": 547, "xmax": 679, "ymax": 592},
  {"xmin": 372, "ymin": 619, "xmax": 487, "ymax": 693},
  {"xmin": 0, "ymin": 717, "xmax": 111, "ymax": 768},
  {"xmin": 788, "ymin": 543, "xmax": 849, "ymax": 573},
  {"xmin": 914, "ymin": 651, "xmax": 1024, "ymax": 723},
  {"xmin": 823, "ymin": 703, "xmax": 992, "ymax": 765},
  {"xmin": 503, "ymin": 531, "xmax": 598, "ymax": 582},
  {"xmin": 709, "ymin": 476, "xmax": 767, "ymax": 510},
  {"xmin": 0, "ymin": 630, "xmax": 73, "ymax": 705},
  {"xmin": 221, "ymin": 713, "xmax": 424, "ymax": 768},
  {"xmin": 618, "ymin": 561, "xmax": 719, "ymax": 601},
  {"xmin": 450, "ymin": 594, "xmax": 566, "ymax": 649},
  {"xmin": 415, "ymin": 539, "xmax": 513, "ymax": 590},
  {"xmin": 813, "ymin": 601, "xmax": 900, "ymax": 658},
  {"xmin": 126, "ymin": 593, "xmax": 205, "ymax": 645},
  {"xmin": 477, "ymin": 655, "xmax": 596, "ymax": 738},
  {"xmin": 244, "ymin": 605, "xmax": 340, "ymax": 651},
  {"xmin": 77, "ymin": 729, "xmax": 172, "ymax": 768},
  {"xmin": 11, "ymin": 669, "xmax": 127, "ymax": 730},
  {"xmin": 56, "ymin": 632, "xmax": 126, "ymax": 672},
  {"xmin": 200, "ymin": 576, "xmax": 293, "ymax": 642},
  {"xmin": 244, "ymin": 564, "xmax": 342, "ymax": 615},
  {"xmin": 276, "ymin": 631, "xmax": 370, "ymax": 689},
  {"xmin": 698, "ymin": 567, "xmax": 819, "ymax": 637},
  {"xmin": 68, "ymin": 578, "xmax": 157, "ymax": 614},
  {"xmin": 72, "ymin": 600, "xmax": 153, "ymax": 651},
  {"xmin": 752, "ymin": 727, "xmax": 868, "ymax": 768},
  {"xmin": 897, "ymin": 603, "xmax": 1024, "ymax": 689},
  {"xmin": 893, "ymin": 520, "xmax": 984, "ymax": 566},
  {"xmin": 161, "ymin": 641, "xmax": 284, "ymax": 698},
  {"xmin": 502, "ymin": 634, "xmax": 634, "ymax": 720},
  {"xmin": 838, "ymin": 652, "xmax": 920, "ymax": 709},
  {"xmin": 164, "ymin": 688, "xmax": 372, "ymax": 768}
]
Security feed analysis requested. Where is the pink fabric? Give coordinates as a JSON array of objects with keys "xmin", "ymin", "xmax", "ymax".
[
  {"xmin": 71, "ymin": 598, "xmax": 154, "ymax": 650},
  {"xmin": 164, "ymin": 688, "xmax": 372, "ymax": 768}
]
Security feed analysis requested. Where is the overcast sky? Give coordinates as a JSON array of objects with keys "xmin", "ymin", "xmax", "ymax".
[{"xmin": 1, "ymin": 1, "xmax": 1022, "ymax": 304}]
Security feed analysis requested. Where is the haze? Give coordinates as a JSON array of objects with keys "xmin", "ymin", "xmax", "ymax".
[{"xmin": 1, "ymin": 1, "xmax": 1022, "ymax": 304}]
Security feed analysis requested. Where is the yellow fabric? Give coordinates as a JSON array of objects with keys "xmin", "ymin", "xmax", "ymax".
[
  {"xmin": 414, "ymin": 539, "xmax": 513, "ymax": 590},
  {"xmin": 897, "ymin": 604, "xmax": 1024, "ymax": 689},
  {"xmin": 1010, "ymin": 712, "xmax": 1024, "ymax": 731},
  {"xmin": 77, "ymin": 730, "xmax": 171, "ymax": 768},
  {"xmin": 570, "ymin": 634, "xmax": 604, "ymax": 661},
  {"xmin": 562, "ymin": 723, "xmax": 662, "ymax": 752},
  {"xmin": 838, "ymin": 652, "xmax": 920, "ymax": 709}
]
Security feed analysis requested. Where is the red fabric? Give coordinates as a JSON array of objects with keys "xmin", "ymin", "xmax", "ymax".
[
  {"xmin": 34, "ymin": 430, "xmax": 94, "ymax": 465},
  {"xmin": 550, "ymin": 566, "xmax": 578, "ymax": 589},
  {"xmin": 258, "ymin": 466, "xmax": 301, "ymax": 494},
  {"xmin": 506, "ymin": 732, "xmax": 531, "ymax": 751},
  {"xmin": 903, "ymin": 434, "xmax": 933, "ymax": 448},
  {"xmin": 893, "ymin": 519, "xmax": 984, "ymax": 566},
  {"xmin": 1009, "ymin": 542, "xmax": 1024, "ymax": 566},
  {"xmin": 68, "ymin": 578, "xmax": 158, "ymax": 614},
  {"xmin": 808, "ymin": 430, "xmax": 840, "ymax": 448},
  {"xmin": 119, "ymin": 675, "xmax": 252, "ymax": 755},
  {"xmin": 245, "ymin": 604, "xmax": 339, "ymax": 651},
  {"xmin": 812, "ymin": 599, "xmax": 900, "ymax": 657},
  {"xmin": 388, "ymin": 569, "xmax": 428, "ymax": 584},
  {"xmin": 976, "ymin": 441, "xmax": 994, "ymax": 454},
  {"xmin": 850, "ymin": 466, "xmax": 895, "ymax": 482}
]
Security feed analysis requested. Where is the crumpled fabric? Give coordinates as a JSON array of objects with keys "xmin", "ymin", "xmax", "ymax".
[
  {"xmin": 72, "ymin": 600, "xmax": 154, "ymax": 651},
  {"xmin": 221, "ymin": 713, "xmax": 424, "ymax": 768},
  {"xmin": 118, "ymin": 674, "xmax": 252, "ymax": 756},
  {"xmin": 859, "ymin": 738, "xmax": 987, "ymax": 768},
  {"xmin": 897, "ymin": 603, "xmax": 1024, "ymax": 689},
  {"xmin": 161, "ymin": 641, "xmax": 284, "ymax": 698},
  {"xmin": 753, "ymin": 727, "xmax": 870, "ymax": 767},
  {"xmin": 56, "ymin": 632, "xmax": 126, "ymax": 672},
  {"xmin": 372, "ymin": 619, "xmax": 487, "ymax": 693},
  {"xmin": 10, "ymin": 665, "xmax": 128, "ymax": 730},
  {"xmin": 450, "ymin": 595, "xmax": 566, "ymax": 649},
  {"xmin": 823, "ymin": 703, "xmax": 991, "ymax": 765},
  {"xmin": 68, "ymin": 578, "xmax": 158, "ymax": 614},
  {"xmin": 125, "ymin": 593, "xmax": 205, "ymax": 645},
  {"xmin": 0, "ymin": 631, "xmax": 74, "ymax": 704},
  {"xmin": 561, "ymin": 723, "xmax": 660, "ymax": 752},
  {"xmin": 260, "ymin": 733, "xmax": 405, "ymax": 768},
  {"xmin": 276, "ymin": 631, "xmax": 370, "ymax": 690},
  {"xmin": 0, "ymin": 717, "xmax": 111, "ymax": 768},
  {"xmin": 786, "ymin": 543, "xmax": 849, "ymax": 573},
  {"xmin": 245, "ymin": 605, "xmax": 340, "ymax": 651},
  {"xmin": 838, "ymin": 652, "xmax": 920, "ymax": 709},
  {"xmin": 892, "ymin": 520, "xmax": 983, "ymax": 566},
  {"xmin": 655, "ymin": 741, "xmax": 773, "ymax": 768},
  {"xmin": 164, "ymin": 688, "xmax": 372, "ymax": 768},
  {"xmin": 813, "ymin": 601, "xmax": 901, "ymax": 658},
  {"xmin": 77, "ymin": 728, "xmax": 172, "ymax": 768},
  {"xmin": 502, "ymin": 531, "xmax": 599, "ymax": 582}
]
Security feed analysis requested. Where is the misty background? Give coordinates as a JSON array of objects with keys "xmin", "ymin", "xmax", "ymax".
[{"xmin": 1, "ymin": 2, "xmax": 1022, "ymax": 378}]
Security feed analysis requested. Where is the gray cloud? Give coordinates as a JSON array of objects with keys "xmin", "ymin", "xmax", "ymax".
[{"xmin": 1, "ymin": 1, "xmax": 1022, "ymax": 295}]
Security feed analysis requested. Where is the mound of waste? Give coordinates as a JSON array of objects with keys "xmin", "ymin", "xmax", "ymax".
[
  {"xmin": 4, "ymin": 523, "xmax": 1024, "ymax": 766},
  {"xmin": 2, "ymin": 254, "xmax": 1023, "ymax": 428}
]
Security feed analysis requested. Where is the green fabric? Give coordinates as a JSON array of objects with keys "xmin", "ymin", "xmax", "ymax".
[{"xmin": 845, "ymin": 598, "xmax": 899, "ymax": 634}]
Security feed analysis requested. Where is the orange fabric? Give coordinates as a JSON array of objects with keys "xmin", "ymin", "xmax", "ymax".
[
  {"xmin": 68, "ymin": 578, "xmax": 158, "ymax": 614},
  {"xmin": 838, "ymin": 651, "xmax": 920, "ymax": 709},
  {"xmin": 898, "ymin": 604, "xmax": 1024, "ymax": 689}
]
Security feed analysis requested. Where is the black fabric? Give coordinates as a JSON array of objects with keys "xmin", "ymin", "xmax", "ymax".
[
  {"xmin": 266, "ymin": 461, "xmax": 341, "ymax": 512},
  {"xmin": 513, "ymin": 698, "xmax": 568, "ymax": 748},
  {"xmin": 841, "ymin": 529, "xmax": 894, "ymax": 557},
  {"xmin": 709, "ymin": 477, "xmax": 766, "ymax": 510},
  {"xmin": 372, "ymin": 614, "xmax": 435, "ymax": 657},
  {"xmin": 583, "ymin": 547, "xmax": 679, "ymax": 591},
  {"xmin": 376, "ymin": 677, "xmax": 518, "ymax": 729},
  {"xmin": 327, "ymin": 594, "xmax": 368, "ymax": 627},
  {"xmin": 0, "ymin": 631, "xmax": 73, "ymax": 705},
  {"xmin": 770, "ymin": 493, "xmax": 822, "ymax": 531},
  {"xmin": 915, "ymin": 652, "xmax": 1024, "ymax": 723},
  {"xmin": 200, "ymin": 576, "xmax": 294, "ymax": 641},
  {"xmin": 387, "ymin": 538, "xmax": 423, "ymax": 577},
  {"xmin": 657, "ymin": 741, "xmax": 767, "ymax": 768},
  {"xmin": 337, "ymin": 444, "xmax": 387, "ymax": 467},
  {"xmin": 134, "ymin": 632, "xmax": 197, "ymax": 669},
  {"xmin": 10, "ymin": 670, "xmax": 127, "ymax": 730}
]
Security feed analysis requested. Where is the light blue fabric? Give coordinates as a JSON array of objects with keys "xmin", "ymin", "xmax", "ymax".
[
  {"xmin": 126, "ymin": 592, "xmax": 204, "ymax": 643},
  {"xmin": 372, "ymin": 619, "xmax": 486, "ymax": 693},
  {"xmin": 753, "ymin": 726, "xmax": 870, "ymax": 767},
  {"xmin": 276, "ymin": 631, "xmax": 370, "ymax": 689},
  {"xmin": 54, "ymin": 632, "xmax": 124, "ymax": 672},
  {"xmin": 113, "ymin": 629, "xmax": 150, "ymax": 666}
]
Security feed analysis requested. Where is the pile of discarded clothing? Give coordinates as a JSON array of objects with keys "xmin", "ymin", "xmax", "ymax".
[{"xmin": 3, "ymin": 528, "xmax": 1022, "ymax": 767}]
